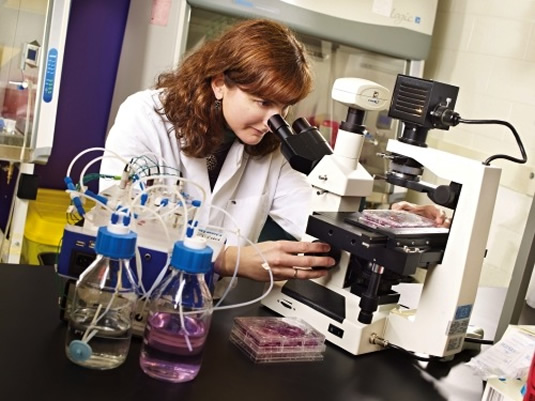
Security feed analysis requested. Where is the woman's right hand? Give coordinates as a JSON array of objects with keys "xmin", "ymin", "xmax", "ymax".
[{"xmin": 214, "ymin": 240, "xmax": 336, "ymax": 282}]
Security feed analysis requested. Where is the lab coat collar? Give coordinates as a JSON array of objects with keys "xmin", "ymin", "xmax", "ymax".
[{"xmin": 178, "ymin": 141, "xmax": 248, "ymax": 196}]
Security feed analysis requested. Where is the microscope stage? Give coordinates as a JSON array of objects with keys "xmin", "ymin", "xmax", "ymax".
[{"xmin": 306, "ymin": 212, "xmax": 449, "ymax": 276}]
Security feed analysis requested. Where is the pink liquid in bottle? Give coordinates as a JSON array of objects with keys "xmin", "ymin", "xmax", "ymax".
[{"xmin": 140, "ymin": 311, "xmax": 211, "ymax": 383}]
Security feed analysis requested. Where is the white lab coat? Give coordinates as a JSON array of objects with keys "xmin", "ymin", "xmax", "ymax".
[{"xmin": 100, "ymin": 89, "xmax": 313, "ymax": 246}]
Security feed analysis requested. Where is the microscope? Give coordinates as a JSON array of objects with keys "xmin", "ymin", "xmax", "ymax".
[{"xmin": 261, "ymin": 75, "xmax": 503, "ymax": 358}]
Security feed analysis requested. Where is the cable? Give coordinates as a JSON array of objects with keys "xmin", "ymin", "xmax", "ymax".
[
  {"xmin": 464, "ymin": 337, "xmax": 494, "ymax": 345},
  {"xmin": 371, "ymin": 333, "xmax": 494, "ymax": 362},
  {"xmin": 458, "ymin": 118, "xmax": 528, "ymax": 166},
  {"xmin": 385, "ymin": 343, "xmax": 442, "ymax": 362}
]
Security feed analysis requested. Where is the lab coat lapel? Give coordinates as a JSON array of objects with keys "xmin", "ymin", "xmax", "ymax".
[
  {"xmin": 178, "ymin": 143, "xmax": 247, "ymax": 201},
  {"xmin": 179, "ymin": 152, "xmax": 211, "ymax": 197},
  {"xmin": 212, "ymin": 142, "xmax": 248, "ymax": 196}
]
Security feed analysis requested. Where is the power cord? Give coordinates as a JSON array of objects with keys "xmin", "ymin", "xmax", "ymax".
[{"xmin": 458, "ymin": 118, "xmax": 528, "ymax": 166}]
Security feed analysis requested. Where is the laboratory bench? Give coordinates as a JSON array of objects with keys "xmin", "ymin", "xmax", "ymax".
[{"xmin": 0, "ymin": 263, "xmax": 533, "ymax": 401}]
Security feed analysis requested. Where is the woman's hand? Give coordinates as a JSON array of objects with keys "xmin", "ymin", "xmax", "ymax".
[
  {"xmin": 215, "ymin": 240, "xmax": 336, "ymax": 282},
  {"xmin": 391, "ymin": 201, "xmax": 451, "ymax": 228}
]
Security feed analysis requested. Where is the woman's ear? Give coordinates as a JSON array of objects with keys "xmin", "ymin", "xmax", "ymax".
[{"xmin": 211, "ymin": 73, "xmax": 225, "ymax": 100}]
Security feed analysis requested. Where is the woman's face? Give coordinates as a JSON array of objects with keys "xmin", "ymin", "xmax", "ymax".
[{"xmin": 212, "ymin": 76, "xmax": 288, "ymax": 145}]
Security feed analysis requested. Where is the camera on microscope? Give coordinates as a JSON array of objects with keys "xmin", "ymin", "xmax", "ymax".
[{"xmin": 268, "ymin": 77, "xmax": 390, "ymax": 177}]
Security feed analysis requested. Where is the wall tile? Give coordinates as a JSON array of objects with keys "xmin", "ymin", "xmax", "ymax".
[
  {"xmin": 468, "ymin": 16, "xmax": 530, "ymax": 58},
  {"xmin": 510, "ymin": 103, "xmax": 535, "ymax": 150},
  {"xmin": 525, "ymin": 23, "xmax": 535, "ymax": 61},
  {"xmin": 488, "ymin": 59, "xmax": 535, "ymax": 105},
  {"xmin": 465, "ymin": 0, "xmax": 535, "ymax": 21},
  {"xmin": 452, "ymin": 53, "xmax": 493, "ymax": 93},
  {"xmin": 424, "ymin": 0, "xmax": 535, "ymax": 289},
  {"xmin": 432, "ymin": 11, "xmax": 473, "ymax": 51}
]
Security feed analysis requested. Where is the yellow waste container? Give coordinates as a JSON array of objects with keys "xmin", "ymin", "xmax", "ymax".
[{"xmin": 22, "ymin": 188, "xmax": 72, "ymax": 265}]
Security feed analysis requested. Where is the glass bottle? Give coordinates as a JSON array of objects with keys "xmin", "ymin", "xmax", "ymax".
[
  {"xmin": 65, "ymin": 216, "xmax": 138, "ymax": 369},
  {"xmin": 140, "ymin": 236, "xmax": 214, "ymax": 383}
]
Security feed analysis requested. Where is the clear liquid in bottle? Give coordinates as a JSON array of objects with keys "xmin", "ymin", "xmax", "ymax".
[
  {"xmin": 66, "ymin": 302, "xmax": 134, "ymax": 369},
  {"xmin": 65, "ymin": 219, "xmax": 138, "ymax": 370}
]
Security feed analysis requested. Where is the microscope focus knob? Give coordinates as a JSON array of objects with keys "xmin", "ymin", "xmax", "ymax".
[{"xmin": 431, "ymin": 184, "xmax": 459, "ymax": 208}]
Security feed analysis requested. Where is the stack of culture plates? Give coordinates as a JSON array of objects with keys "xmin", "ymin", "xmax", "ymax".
[{"xmin": 229, "ymin": 316, "xmax": 326, "ymax": 363}]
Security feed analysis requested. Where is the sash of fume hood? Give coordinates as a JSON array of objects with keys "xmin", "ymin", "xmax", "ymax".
[{"xmin": 187, "ymin": 0, "xmax": 437, "ymax": 60}]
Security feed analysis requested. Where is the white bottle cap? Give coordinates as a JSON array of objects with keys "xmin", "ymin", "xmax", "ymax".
[{"xmin": 184, "ymin": 236, "xmax": 207, "ymax": 250}]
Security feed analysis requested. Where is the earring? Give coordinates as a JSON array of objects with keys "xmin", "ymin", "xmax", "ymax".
[{"xmin": 214, "ymin": 99, "xmax": 222, "ymax": 111}]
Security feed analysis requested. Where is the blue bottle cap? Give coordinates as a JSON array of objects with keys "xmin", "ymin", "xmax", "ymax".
[
  {"xmin": 170, "ymin": 237, "xmax": 213, "ymax": 274},
  {"xmin": 68, "ymin": 340, "xmax": 92, "ymax": 362},
  {"xmin": 95, "ymin": 226, "xmax": 137, "ymax": 259}
]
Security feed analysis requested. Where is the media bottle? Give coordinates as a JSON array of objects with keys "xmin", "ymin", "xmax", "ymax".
[
  {"xmin": 140, "ymin": 236, "xmax": 214, "ymax": 383},
  {"xmin": 65, "ymin": 215, "xmax": 138, "ymax": 369}
]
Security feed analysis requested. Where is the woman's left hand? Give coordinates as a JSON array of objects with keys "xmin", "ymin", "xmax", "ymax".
[{"xmin": 391, "ymin": 201, "xmax": 451, "ymax": 228}]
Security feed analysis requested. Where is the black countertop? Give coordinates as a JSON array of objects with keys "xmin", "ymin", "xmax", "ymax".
[{"xmin": 1, "ymin": 264, "xmax": 532, "ymax": 401}]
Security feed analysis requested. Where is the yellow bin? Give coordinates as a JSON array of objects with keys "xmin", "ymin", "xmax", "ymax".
[{"xmin": 22, "ymin": 188, "xmax": 73, "ymax": 265}]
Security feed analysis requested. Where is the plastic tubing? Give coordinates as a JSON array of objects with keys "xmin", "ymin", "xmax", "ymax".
[
  {"xmin": 129, "ymin": 184, "xmax": 186, "ymax": 240},
  {"xmin": 111, "ymin": 196, "xmax": 175, "ymax": 296},
  {"xmin": 134, "ymin": 173, "xmax": 207, "ymax": 211},
  {"xmin": 139, "ymin": 256, "xmax": 171, "ymax": 301},
  {"xmin": 126, "ymin": 182, "xmax": 190, "ymax": 297},
  {"xmin": 66, "ymin": 146, "xmax": 128, "ymax": 181},
  {"xmin": 65, "ymin": 189, "xmax": 115, "ymax": 216},
  {"xmin": 129, "ymin": 152, "xmax": 173, "ymax": 175},
  {"xmin": 131, "ymin": 174, "xmax": 208, "ymax": 240},
  {"xmin": 80, "ymin": 257, "xmax": 124, "ymax": 343},
  {"xmin": 134, "ymin": 246, "xmax": 147, "ymax": 295},
  {"xmin": 128, "ymin": 203, "xmax": 174, "ymax": 297},
  {"xmin": 207, "ymin": 205, "xmax": 242, "ymax": 307},
  {"xmin": 77, "ymin": 155, "xmax": 112, "ymax": 193},
  {"xmin": 213, "ymin": 232, "xmax": 273, "ymax": 311},
  {"xmin": 177, "ymin": 272, "xmax": 193, "ymax": 352},
  {"xmin": 130, "ymin": 184, "xmax": 187, "ymax": 221},
  {"xmin": 208, "ymin": 205, "xmax": 273, "ymax": 311}
]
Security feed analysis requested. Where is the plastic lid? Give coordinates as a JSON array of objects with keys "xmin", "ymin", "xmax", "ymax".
[
  {"xmin": 94, "ymin": 226, "xmax": 137, "ymax": 259},
  {"xmin": 170, "ymin": 237, "xmax": 213, "ymax": 274},
  {"xmin": 229, "ymin": 317, "xmax": 326, "ymax": 363}
]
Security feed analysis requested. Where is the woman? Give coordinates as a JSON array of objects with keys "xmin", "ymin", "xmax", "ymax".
[{"xmin": 100, "ymin": 19, "xmax": 446, "ymax": 283}]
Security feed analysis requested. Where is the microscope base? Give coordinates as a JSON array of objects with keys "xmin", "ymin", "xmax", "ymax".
[{"xmin": 261, "ymin": 279, "xmax": 396, "ymax": 355}]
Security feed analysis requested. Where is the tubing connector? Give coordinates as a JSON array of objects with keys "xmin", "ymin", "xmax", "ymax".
[{"xmin": 369, "ymin": 333, "xmax": 389, "ymax": 348}]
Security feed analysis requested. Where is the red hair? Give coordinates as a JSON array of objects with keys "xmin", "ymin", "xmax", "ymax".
[{"xmin": 156, "ymin": 19, "xmax": 313, "ymax": 158}]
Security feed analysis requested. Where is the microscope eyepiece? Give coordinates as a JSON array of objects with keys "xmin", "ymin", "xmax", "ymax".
[
  {"xmin": 291, "ymin": 117, "xmax": 315, "ymax": 134},
  {"xmin": 267, "ymin": 114, "xmax": 293, "ymax": 140}
]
